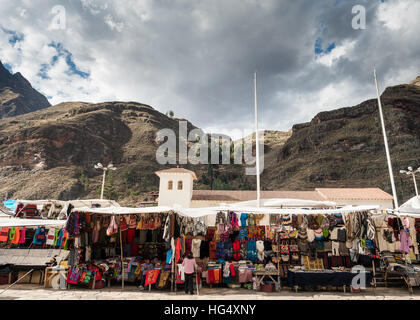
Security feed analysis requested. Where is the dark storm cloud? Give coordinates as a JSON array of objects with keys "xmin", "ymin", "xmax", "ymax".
[{"xmin": 0, "ymin": 0, "xmax": 418, "ymax": 138}]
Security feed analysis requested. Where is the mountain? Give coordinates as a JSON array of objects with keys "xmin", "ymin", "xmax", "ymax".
[
  {"xmin": 0, "ymin": 60, "xmax": 51, "ymax": 118},
  {"xmin": 261, "ymin": 77, "xmax": 420, "ymax": 203},
  {"xmin": 0, "ymin": 75, "xmax": 419, "ymax": 205}
]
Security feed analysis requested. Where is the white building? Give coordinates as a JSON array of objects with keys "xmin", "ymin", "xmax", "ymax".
[
  {"xmin": 155, "ymin": 168, "xmax": 197, "ymax": 208},
  {"xmin": 155, "ymin": 169, "xmax": 394, "ymax": 210}
]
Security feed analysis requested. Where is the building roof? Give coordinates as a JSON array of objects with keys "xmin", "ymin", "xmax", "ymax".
[
  {"xmin": 155, "ymin": 168, "xmax": 198, "ymax": 180},
  {"xmin": 192, "ymin": 190, "xmax": 325, "ymax": 202},
  {"xmin": 192, "ymin": 188, "xmax": 393, "ymax": 202},
  {"xmin": 315, "ymin": 188, "xmax": 394, "ymax": 201}
]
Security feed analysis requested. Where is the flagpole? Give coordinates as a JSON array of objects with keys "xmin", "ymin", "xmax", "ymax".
[
  {"xmin": 254, "ymin": 72, "xmax": 261, "ymax": 208},
  {"xmin": 374, "ymin": 69, "xmax": 399, "ymax": 208}
]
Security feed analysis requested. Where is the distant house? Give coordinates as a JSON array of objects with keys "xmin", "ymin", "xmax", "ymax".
[{"xmin": 155, "ymin": 168, "xmax": 394, "ymax": 210}]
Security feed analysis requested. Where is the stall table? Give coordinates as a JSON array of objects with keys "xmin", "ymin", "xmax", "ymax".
[
  {"xmin": 254, "ymin": 271, "xmax": 281, "ymax": 291},
  {"xmin": 287, "ymin": 269, "xmax": 373, "ymax": 292}
]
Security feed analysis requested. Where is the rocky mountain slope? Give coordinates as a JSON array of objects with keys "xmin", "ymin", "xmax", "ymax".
[
  {"xmin": 0, "ymin": 74, "xmax": 419, "ymax": 205},
  {"xmin": 261, "ymin": 78, "xmax": 420, "ymax": 203},
  {"xmin": 0, "ymin": 61, "xmax": 51, "ymax": 118}
]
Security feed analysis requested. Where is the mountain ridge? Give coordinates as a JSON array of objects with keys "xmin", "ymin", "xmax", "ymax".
[
  {"xmin": 0, "ymin": 70, "xmax": 419, "ymax": 205},
  {"xmin": 0, "ymin": 60, "xmax": 51, "ymax": 118}
]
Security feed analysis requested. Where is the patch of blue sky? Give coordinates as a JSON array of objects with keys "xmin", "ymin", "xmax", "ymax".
[
  {"xmin": 314, "ymin": 37, "xmax": 336, "ymax": 56},
  {"xmin": 0, "ymin": 26, "xmax": 24, "ymax": 46},
  {"xmin": 47, "ymin": 42, "xmax": 90, "ymax": 79},
  {"xmin": 3, "ymin": 63, "xmax": 13, "ymax": 73}
]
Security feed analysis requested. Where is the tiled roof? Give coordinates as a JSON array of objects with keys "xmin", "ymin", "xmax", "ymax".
[
  {"xmin": 191, "ymin": 188, "xmax": 394, "ymax": 201},
  {"xmin": 315, "ymin": 188, "xmax": 393, "ymax": 200},
  {"xmin": 192, "ymin": 190, "xmax": 324, "ymax": 201},
  {"xmin": 155, "ymin": 168, "xmax": 197, "ymax": 180}
]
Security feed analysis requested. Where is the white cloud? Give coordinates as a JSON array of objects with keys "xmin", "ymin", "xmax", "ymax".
[{"xmin": 315, "ymin": 40, "xmax": 356, "ymax": 67}]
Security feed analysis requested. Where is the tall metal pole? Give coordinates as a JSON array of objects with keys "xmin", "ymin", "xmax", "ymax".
[
  {"xmin": 254, "ymin": 72, "xmax": 261, "ymax": 208},
  {"xmin": 412, "ymin": 172, "xmax": 419, "ymax": 196},
  {"xmin": 100, "ymin": 169, "xmax": 106, "ymax": 200},
  {"xmin": 374, "ymin": 69, "xmax": 399, "ymax": 208}
]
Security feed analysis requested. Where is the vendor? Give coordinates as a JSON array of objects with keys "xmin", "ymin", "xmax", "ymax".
[{"xmin": 138, "ymin": 259, "xmax": 154, "ymax": 290}]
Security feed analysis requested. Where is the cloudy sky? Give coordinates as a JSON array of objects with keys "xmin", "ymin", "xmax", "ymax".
[{"xmin": 0, "ymin": 0, "xmax": 419, "ymax": 139}]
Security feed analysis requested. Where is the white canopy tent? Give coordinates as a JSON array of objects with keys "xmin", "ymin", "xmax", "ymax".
[
  {"xmin": 175, "ymin": 204, "xmax": 379, "ymax": 218},
  {"xmin": 71, "ymin": 203, "xmax": 378, "ymax": 219},
  {"xmin": 73, "ymin": 205, "xmax": 173, "ymax": 215},
  {"xmin": 228, "ymin": 198, "xmax": 337, "ymax": 208},
  {"xmin": 392, "ymin": 196, "xmax": 420, "ymax": 217},
  {"xmin": 0, "ymin": 218, "xmax": 66, "ymax": 228},
  {"xmin": 14, "ymin": 199, "xmax": 120, "ymax": 209}
]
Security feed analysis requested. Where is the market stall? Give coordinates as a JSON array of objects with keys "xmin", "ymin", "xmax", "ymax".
[{"xmin": 0, "ymin": 218, "xmax": 68, "ymax": 287}]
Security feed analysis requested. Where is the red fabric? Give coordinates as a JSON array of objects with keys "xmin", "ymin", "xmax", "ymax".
[
  {"xmin": 206, "ymin": 228, "xmax": 215, "ymax": 241},
  {"xmin": 209, "ymin": 241, "xmax": 217, "ymax": 260},
  {"xmin": 131, "ymin": 241, "xmax": 139, "ymax": 256},
  {"xmin": 0, "ymin": 227, "xmax": 9, "ymax": 242},
  {"xmin": 18, "ymin": 227, "xmax": 26, "ymax": 244},
  {"xmin": 127, "ymin": 228, "xmax": 135, "ymax": 243},
  {"xmin": 207, "ymin": 269, "xmax": 215, "ymax": 284},
  {"xmin": 232, "ymin": 240, "xmax": 240, "ymax": 260},
  {"xmin": 145, "ymin": 270, "xmax": 160, "ymax": 286},
  {"xmin": 176, "ymin": 238, "xmax": 181, "ymax": 263},
  {"xmin": 120, "ymin": 217, "xmax": 128, "ymax": 231},
  {"xmin": 229, "ymin": 264, "xmax": 236, "ymax": 277}
]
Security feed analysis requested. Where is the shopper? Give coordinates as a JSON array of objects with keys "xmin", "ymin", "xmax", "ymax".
[
  {"xmin": 182, "ymin": 253, "xmax": 197, "ymax": 295},
  {"xmin": 139, "ymin": 259, "xmax": 153, "ymax": 290}
]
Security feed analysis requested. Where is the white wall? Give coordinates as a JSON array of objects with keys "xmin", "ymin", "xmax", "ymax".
[{"xmin": 157, "ymin": 173, "xmax": 194, "ymax": 208}]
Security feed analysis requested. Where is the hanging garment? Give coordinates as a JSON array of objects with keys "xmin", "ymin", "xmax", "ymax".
[
  {"xmin": 206, "ymin": 228, "xmax": 215, "ymax": 241},
  {"xmin": 46, "ymin": 228, "xmax": 56, "ymax": 246},
  {"xmin": 176, "ymin": 238, "xmax": 182, "ymax": 263},
  {"xmin": 247, "ymin": 241, "xmax": 257, "ymax": 262},
  {"xmin": 192, "ymin": 239, "xmax": 202, "ymax": 258},
  {"xmin": 119, "ymin": 216, "xmax": 128, "ymax": 232},
  {"xmin": 65, "ymin": 212, "xmax": 80, "ymax": 236},
  {"xmin": 18, "ymin": 227, "xmax": 26, "ymax": 244},
  {"xmin": 8, "ymin": 227, "xmax": 16, "ymax": 242},
  {"xmin": 33, "ymin": 227, "xmax": 47, "ymax": 245},
  {"xmin": 224, "ymin": 241, "xmax": 233, "ymax": 260},
  {"xmin": 200, "ymin": 240, "xmax": 210, "ymax": 259},
  {"xmin": 163, "ymin": 215, "xmax": 171, "ymax": 242},
  {"xmin": 106, "ymin": 216, "xmax": 118, "ymax": 236},
  {"xmin": 232, "ymin": 240, "xmax": 241, "ymax": 260},
  {"xmin": 307, "ymin": 229, "xmax": 315, "ymax": 242},
  {"xmin": 400, "ymin": 230, "xmax": 412, "ymax": 254},
  {"xmin": 10, "ymin": 227, "xmax": 21, "ymax": 244},
  {"xmin": 0, "ymin": 227, "xmax": 9, "ymax": 242},
  {"xmin": 9, "ymin": 227, "xmax": 21, "ymax": 244},
  {"xmin": 240, "ymin": 213, "xmax": 249, "ymax": 227},
  {"xmin": 209, "ymin": 241, "xmax": 217, "ymax": 260},
  {"xmin": 216, "ymin": 241, "xmax": 225, "ymax": 259},
  {"xmin": 256, "ymin": 240, "xmax": 264, "ymax": 261},
  {"xmin": 229, "ymin": 212, "xmax": 240, "ymax": 231}
]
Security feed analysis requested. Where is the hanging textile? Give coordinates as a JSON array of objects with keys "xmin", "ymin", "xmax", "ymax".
[{"xmin": 0, "ymin": 227, "xmax": 9, "ymax": 242}]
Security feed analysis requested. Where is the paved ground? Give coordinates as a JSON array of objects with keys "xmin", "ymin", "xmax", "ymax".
[{"xmin": 0, "ymin": 284, "xmax": 419, "ymax": 300}]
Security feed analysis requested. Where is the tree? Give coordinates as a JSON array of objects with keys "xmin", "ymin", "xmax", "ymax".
[
  {"xmin": 104, "ymin": 171, "xmax": 119, "ymax": 200},
  {"xmin": 79, "ymin": 170, "xmax": 89, "ymax": 192},
  {"xmin": 166, "ymin": 110, "xmax": 174, "ymax": 118}
]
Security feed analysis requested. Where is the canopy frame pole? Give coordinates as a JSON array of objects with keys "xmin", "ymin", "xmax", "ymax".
[
  {"xmin": 254, "ymin": 72, "xmax": 261, "ymax": 208},
  {"xmin": 0, "ymin": 269, "xmax": 34, "ymax": 294},
  {"xmin": 119, "ymin": 215, "xmax": 124, "ymax": 290},
  {"xmin": 374, "ymin": 69, "xmax": 399, "ymax": 209}
]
